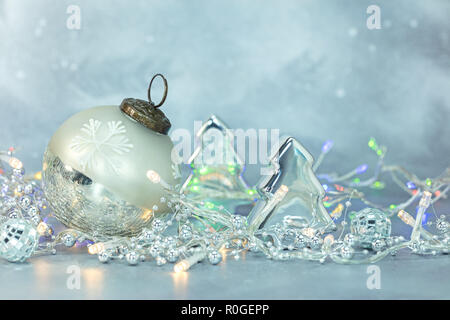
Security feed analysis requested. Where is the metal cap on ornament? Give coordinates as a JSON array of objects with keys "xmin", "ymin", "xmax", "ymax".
[{"xmin": 120, "ymin": 74, "xmax": 171, "ymax": 135}]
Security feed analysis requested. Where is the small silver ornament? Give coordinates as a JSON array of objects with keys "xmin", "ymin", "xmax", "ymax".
[
  {"xmin": 19, "ymin": 196, "xmax": 32, "ymax": 209},
  {"xmin": 340, "ymin": 246, "xmax": 354, "ymax": 259},
  {"xmin": 436, "ymin": 219, "xmax": 448, "ymax": 234},
  {"xmin": 180, "ymin": 228, "xmax": 193, "ymax": 241},
  {"xmin": 151, "ymin": 219, "xmax": 165, "ymax": 233},
  {"xmin": 126, "ymin": 251, "xmax": 139, "ymax": 265},
  {"xmin": 8, "ymin": 208, "xmax": 21, "ymax": 219},
  {"xmin": 98, "ymin": 251, "xmax": 110, "ymax": 263},
  {"xmin": 166, "ymin": 248, "xmax": 179, "ymax": 263},
  {"xmin": 350, "ymin": 208, "xmax": 391, "ymax": 248},
  {"xmin": 27, "ymin": 206, "xmax": 39, "ymax": 216},
  {"xmin": 61, "ymin": 233, "xmax": 76, "ymax": 247},
  {"xmin": 24, "ymin": 184, "xmax": 34, "ymax": 195},
  {"xmin": 371, "ymin": 239, "xmax": 386, "ymax": 252},
  {"xmin": 343, "ymin": 233, "xmax": 358, "ymax": 247},
  {"xmin": 156, "ymin": 256, "xmax": 167, "ymax": 266},
  {"xmin": 0, "ymin": 218, "xmax": 39, "ymax": 262},
  {"xmin": 295, "ymin": 234, "xmax": 308, "ymax": 249},
  {"xmin": 309, "ymin": 236, "xmax": 323, "ymax": 250},
  {"xmin": 149, "ymin": 244, "xmax": 161, "ymax": 258},
  {"xmin": 207, "ymin": 250, "xmax": 223, "ymax": 265}
]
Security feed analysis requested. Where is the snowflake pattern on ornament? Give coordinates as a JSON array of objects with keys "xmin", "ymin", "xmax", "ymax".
[{"xmin": 70, "ymin": 119, "xmax": 133, "ymax": 174}]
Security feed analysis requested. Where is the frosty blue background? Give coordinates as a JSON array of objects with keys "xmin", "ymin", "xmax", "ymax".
[
  {"xmin": 1, "ymin": 0, "xmax": 449, "ymax": 178},
  {"xmin": 0, "ymin": 0, "xmax": 449, "ymax": 300}
]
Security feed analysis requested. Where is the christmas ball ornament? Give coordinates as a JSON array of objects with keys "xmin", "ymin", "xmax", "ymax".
[
  {"xmin": 371, "ymin": 239, "xmax": 386, "ymax": 252},
  {"xmin": 0, "ymin": 218, "xmax": 39, "ymax": 262},
  {"xmin": 436, "ymin": 219, "xmax": 448, "ymax": 234},
  {"xmin": 343, "ymin": 233, "xmax": 358, "ymax": 247},
  {"xmin": 126, "ymin": 251, "xmax": 140, "ymax": 265},
  {"xmin": 350, "ymin": 208, "xmax": 391, "ymax": 249},
  {"xmin": 207, "ymin": 250, "xmax": 222, "ymax": 265},
  {"xmin": 42, "ymin": 75, "xmax": 180, "ymax": 237},
  {"xmin": 340, "ymin": 246, "xmax": 354, "ymax": 259}
]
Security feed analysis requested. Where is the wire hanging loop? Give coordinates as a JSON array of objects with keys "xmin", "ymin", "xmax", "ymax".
[{"xmin": 147, "ymin": 73, "xmax": 168, "ymax": 108}]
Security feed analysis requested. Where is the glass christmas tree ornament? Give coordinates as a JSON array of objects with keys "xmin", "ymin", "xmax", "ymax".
[
  {"xmin": 350, "ymin": 208, "xmax": 391, "ymax": 248},
  {"xmin": 0, "ymin": 218, "xmax": 39, "ymax": 262},
  {"xmin": 247, "ymin": 137, "xmax": 336, "ymax": 233},
  {"xmin": 181, "ymin": 115, "xmax": 254, "ymax": 199},
  {"xmin": 42, "ymin": 75, "xmax": 180, "ymax": 237},
  {"xmin": 180, "ymin": 115, "xmax": 256, "ymax": 220}
]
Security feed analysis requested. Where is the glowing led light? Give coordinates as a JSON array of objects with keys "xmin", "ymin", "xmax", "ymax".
[
  {"xmin": 330, "ymin": 203, "xmax": 344, "ymax": 219},
  {"xmin": 368, "ymin": 138, "xmax": 376, "ymax": 149},
  {"xmin": 425, "ymin": 178, "xmax": 432, "ymax": 187},
  {"xmin": 205, "ymin": 202, "xmax": 215, "ymax": 209},
  {"xmin": 419, "ymin": 191, "xmax": 432, "ymax": 208},
  {"xmin": 406, "ymin": 181, "xmax": 416, "ymax": 189},
  {"xmin": 322, "ymin": 184, "xmax": 329, "ymax": 191},
  {"xmin": 324, "ymin": 234, "xmax": 335, "ymax": 246},
  {"xmin": 321, "ymin": 140, "xmax": 334, "ymax": 153},
  {"xmin": 141, "ymin": 209, "xmax": 153, "ymax": 221},
  {"xmin": 372, "ymin": 181, "xmax": 385, "ymax": 190},
  {"xmin": 88, "ymin": 243, "xmax": 105, "ymax": 255},
  {"xmin": 146, "ymin": 170, "xmax": 161, "ymax": 183},
  {"xmin": 8, "ymin": 157, "xmax": 23, "ymax": 169},
  {"xmin": 353, "ymin": 178, "xmax": 360, "ymax": 184},
  {"xmin": 199, "ymin": 167, "xmax": 208, "ymax": 175},
  {"xmin": 422, "ymin": 212, "xmax": 430, "ymax": 225},
  {"xmin": 398, "ymin": 210, "xmax": 415, "ymax": 226},
  {"xmin": 389, "ymin": 204, "xmax": 396, "ymax": 210},
  {"xmin": 301, "ymin": 228, "xmax": 316, "ymax": 238},
  {"xmin": 355, "ymin": 164, "xmax": 368, "ymax": 174},
  {"xmin": 173, "ymin": 250, "xmax": 206, "ymax": 273},
  {"xmin": 174, "ymin": 260, "xmax": 189, "ymax": 273},
  {"xmin": 37, "ymin": 222, "xmax": 49, "ymax": 235}
]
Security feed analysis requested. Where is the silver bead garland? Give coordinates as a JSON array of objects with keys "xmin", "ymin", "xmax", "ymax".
[{"xmin": 0, "ymin": 129, "xmax": 449, "ymax": 270}]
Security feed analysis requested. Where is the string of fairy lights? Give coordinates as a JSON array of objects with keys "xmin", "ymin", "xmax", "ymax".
[{"xmin": 0, "ymin": 135, "xmax": 449, "ymax": 270}]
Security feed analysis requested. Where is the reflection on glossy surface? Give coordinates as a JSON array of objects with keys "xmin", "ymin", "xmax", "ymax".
[
  {"xmin": 248, "ymin": 137, "xmax": 335, "ymax": 232},
  {"xmin": 83, "ymin": 268, "xmax": 104, "ymax": 298},
  {"xmin": 171, "ymin": 271, "xmax": 189, "ymax": 299},
  {"xmin": 42, "ymin": 149, "xmax": 149, "ymax": 236},
  {"xmin": 33, "ymin": 259, "xmax": 51, "ymax": 295}
]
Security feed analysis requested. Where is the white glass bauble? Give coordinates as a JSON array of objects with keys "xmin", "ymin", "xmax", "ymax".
[{"xmin": 42, "ymin": 81, "xmax": 180, "ymax": 236}]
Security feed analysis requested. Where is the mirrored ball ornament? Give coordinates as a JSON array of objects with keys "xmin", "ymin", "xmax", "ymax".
[
  {"xmin": 350, "ymin": 208, "xmax": 391, "ymax": 249},
  {"xmin": 340, "ymin": 246, "xmax": 354, "ymax": 259},
  {"xmin": 0, "ymin": 218, "xmax": 39, "ymax": 262},
  {"xmin": 42, "ymin": 76, "xmax": 180, "ymax": 237},
  {"xmin": 207, "ymin": 250, "xmax": 223, "ymax": 265}
]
